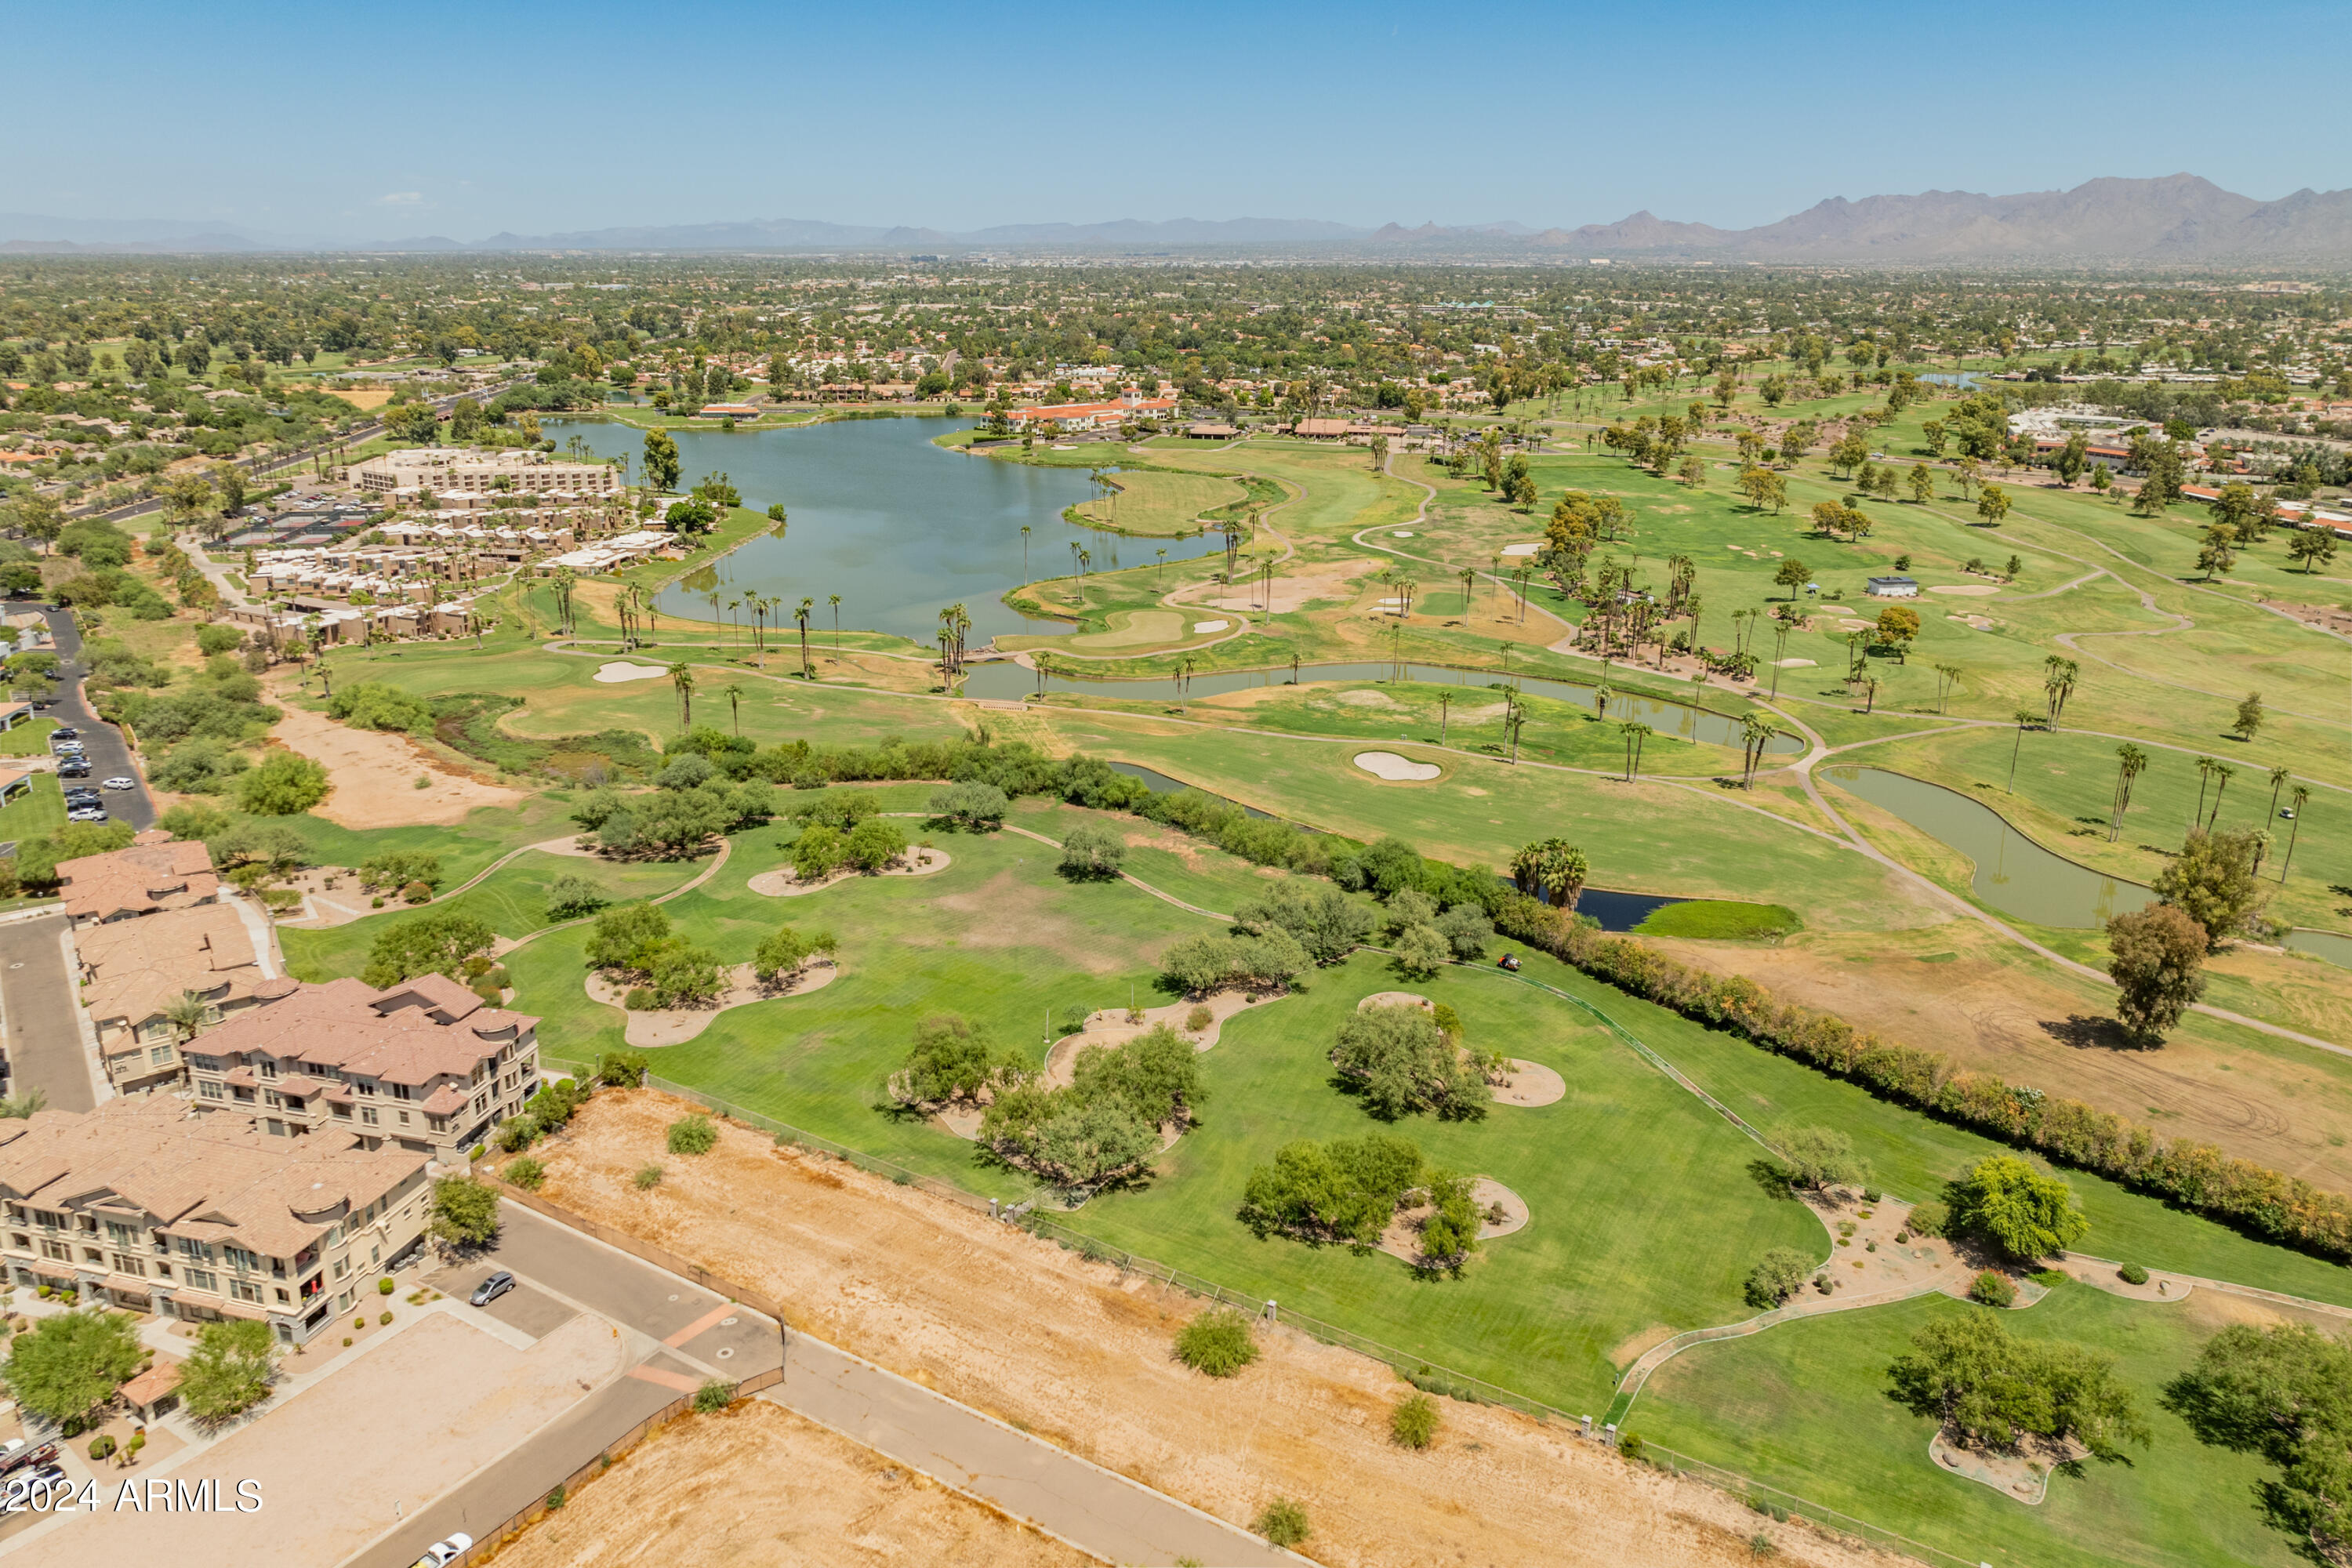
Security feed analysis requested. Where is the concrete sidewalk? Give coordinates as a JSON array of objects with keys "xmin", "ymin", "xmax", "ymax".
[{"xmin": 770, "ymin": 1334, "xmax": 1297, "ymax": 1567}]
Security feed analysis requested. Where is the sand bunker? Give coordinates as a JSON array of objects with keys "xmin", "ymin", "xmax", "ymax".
[
  {"xmin": 594, "ymin": 661, "xmax": 673, "ymax": 683},
  {"xmin": 1773, "ymin": 657, "xmax": 1817, "ymax": 668},
  {"xmin": 1192, "ymin": 619, "xmax": 1229, "ymax": 633},
  {"xmin": 1929, "ymin": 584, "xmax": 2001, "ymax": 597},
  {"xmin": 1493, "ymin": 1058, "xmax": 1566, "ymax": 1107},
  {"xmin": 1392, "ymin": 530, "xmax": 1414, "ymax": 537},
  {"xmin": 1813, "ymin": 604, "xmax": 1852, "ymax": 615},
  {"xmin": 1336, "ymin": 690, "xmax": 1395, "ymax": 707},
  {"xmin": 748, "ymin": 847, "xmax": 950, "ymax": 896},
  {"xmin": 585, "ymin": 960, "xmax": 839, "ymax": 1047},
  {"xmin": 1354, "ymin": 750, "xmax": 1441, "ymax": 781},
  {"xmin": 1836, "ymin": 619, "xmax": 1873, "ymax": 632},
  {"xmin": 1500, "ymin": 542, "xmax": 1542, "ymax": 557}
]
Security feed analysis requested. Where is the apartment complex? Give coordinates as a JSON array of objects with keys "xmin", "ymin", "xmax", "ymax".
[
  {"xmin": 56, "ymin": 836, "xmax": 218, "ymax": 927},
  {"xmin": 346, "ymin": 447, "xmax": 622, "ymax": 499},
  {"xmin": 184, "ymin": 975, "xmax": 542, "ymax": 1164},
  {"xmin": 0, "ymin": 1094, "xmax": 430, "ymax": 1343},
  {"xmin": 78, "ymin": 905, "xmax": 283, "ymax": 1095}
]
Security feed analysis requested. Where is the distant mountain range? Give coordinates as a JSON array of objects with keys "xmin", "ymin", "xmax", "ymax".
[{"xmin": 8, "ymin": 176, "xmax": 2352, "ymax": 261}]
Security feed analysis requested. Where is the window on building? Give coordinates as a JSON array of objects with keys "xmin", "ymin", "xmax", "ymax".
[
  {"xmin": 40, "ymin": 1240, "xmax": 70, "ymax": 1262},
  {"xmin": 361, "ymin": 1107, "xmax": 379, "ymax": 1126},
  {"xmin": 110, "ymin": 1254, "xmax": 144, "ymax": 1276},
  {"xmin": 230, "ymin": 1279, "xmax": 261, "ymax": 1304},
  {"xmin": 200, "ymin": 1080, "xmax": 224, "ymax": 1099},
  {"xmin": 184, "ymin": 1268, "xmax": 217, "ymax": 1292},
  {"xmin": 149, "ymin": 1045, "xmax": 174, "ymax": 1065}
]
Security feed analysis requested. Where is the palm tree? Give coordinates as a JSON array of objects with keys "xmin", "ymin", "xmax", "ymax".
[
  {"xmin": 1157, "ymin": 546, "xmax": 1168, "ymax": 583},
  {"xmin": 2006, "ymin": 709, "xmax": 2040, "ymax": 791},
  {"xmin": 162, "ymin": 990, "xmax": 212, "ymax": 1048},
  {"xmin": 2280, "ymin": 785, "xmax": 2311, "ymax": 880},
  {"xmin": 829, "ymin": 594, "xmax": 843, "ymax": 660},
  {"xmin": 2207, "ymin": 761, "xmax": 2235, "ymax": 829},
  {"xmin": 1457, "ymin": 564, "xmax": 1475, "ymax": 619},
  {"xmin": 1620, "ymin": 720, "xmax": 1654, "ymax": 781},
  {"xmin": 1437, "ymin": 690, "xmax": 1454, "ymax": 746},
  {"xmin": 2109, "ymin": 744, "xmax": 2148, "ymax": 842},
  {"xmin": 795, "ymin": 597, "xmax": 815, "ymax": 677},
  {"xmin": 0, "ymin": 1087, "xmax": 47, "ymax": 1120},
  {"xmin": 1740, "ymin": 713, "xmax": 1779, "ymax": 789},
  {"xmin": 669, "ymin": 661, "xmax": 695, "ymax": 729},
  {"xmin": 1933, "ymin": 662, "xmax": 1962, "ymax": 715},
  {"xmin": 2193, "ymin": 755, "xmax": 2216, "ymax": 825},
  {"xmin": 1510, "ymin": 838, "xmax": 1589, "ymax": 912},
  {"xmin": 1020, "ymin": 524, "xmax": 1032, "ymax": 584},
  {"xmin": 1504, "ymin": 695, "xmax": 1526, "ymax": 764},
  {"xmin": 2266, "ymin": 764, "xmax": 2293, "ymax": 822},
  {"xmin": 722, "ymin": 683, "xmax": 745, "ymax": 735}
]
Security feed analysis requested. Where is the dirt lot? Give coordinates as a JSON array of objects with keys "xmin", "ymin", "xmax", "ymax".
[
  {"xmin": 1649, "ymin": 923, "xmax": 2352, "ymax": 1192},
  {"xmin": 491, "ymin": 1400, "xmax": 1097, "ymax": 1567},
  {"xmin": 524, "ymin": 1091, "xmax": 1906, "ymax": 1568},
  {"xmin": 269, "ymin": 699, "xmax": 528, "ymax": 828}
]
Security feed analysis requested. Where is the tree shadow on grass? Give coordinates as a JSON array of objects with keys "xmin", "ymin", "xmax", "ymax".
[
  {"xmin": 2039, "ymin": 1014, "xmax": 2146, "ymax": 1051},
  {"xmin": 1745, "ymin": 1157, "xmax": 1800, "ymax": 1202}
]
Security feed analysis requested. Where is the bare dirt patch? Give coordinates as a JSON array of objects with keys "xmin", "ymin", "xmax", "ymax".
[
  {"xmin": 528, "ymin": 1090, "xmax": 1905, "ymax": 1568},
  {"xmin": 748, "ymin": 847, "xmax": 951, "ymax": 897},
  {"xmin": 1193, "ymin": 559, "xmax": 1377, "ymax": 615},
  {"xmin": 268, "ymin": 702, "xmax": 526, "ymax": 828},
  {"xmin": 489, "ymin": 1399, "xmax": 1094, "ymax": 1568},
  {"xmin": 585, "ymin": 960, "xmax": 841, "ymax": 1047},
  {"xmin": 322, "ymin": 387, "xmax": 393, "ymax": 409},
  {"xmin": 1494, "ymin": 1058, "xmax": 1567, "ymax": 1106}
]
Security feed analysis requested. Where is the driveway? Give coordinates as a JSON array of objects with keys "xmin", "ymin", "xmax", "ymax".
[
  {"xmin": 344, "ymin": 1203, "xmax": 781, "ymax": 1568},
  {"xmin": 16, "ymin": 602, "xmax": 155, "ymax": 832},
  {"xmin": 0, "ymin": 912, "xmax": 93, "ymax": 1109}
]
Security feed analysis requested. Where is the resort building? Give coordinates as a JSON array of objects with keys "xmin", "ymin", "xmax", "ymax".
[
  {"xmin": 0, "ymin": 1093, "xmax": 431, "ymax": 1342},
  {"xmin": 56, "ymin": 835, "xmax": 220, "ymax": 927},
  {"xmin": 344, "ymin": 448, "xmax": 622, "ymax": 499},
  {"xmin": 1005, "ymin": 390, "xmax": 1178, "ymax": 431},
  {"xmin": 183, "ymin": 975, "xmax": 543, "ymax": 1166},
  {"xmin": 1865, "ymin": 575, "xmax": 1920, "ymax": 597},
  {"xmin": 78, "ymin": 905, "xmax": 283, "ymax": 1095}
]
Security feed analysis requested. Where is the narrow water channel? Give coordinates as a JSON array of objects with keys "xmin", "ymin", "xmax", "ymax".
[{"xmin": 1822, "ymin": 765, "xmax": 2154, "ymax": 929}]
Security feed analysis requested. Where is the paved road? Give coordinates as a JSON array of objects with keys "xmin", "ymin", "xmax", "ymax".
[
  {"xmin": 0, "ymin": 912, "xmax": 93, "ymax": 1109},
  {"xmin": 343, "ymin": 1203, "xmax": 780, "ymax": 1568},
  {"xmin": 13, "ymin": 601, "xmax": 156, "ymax": 832}
]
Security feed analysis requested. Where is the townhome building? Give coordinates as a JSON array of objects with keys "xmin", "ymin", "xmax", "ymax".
[
  {"xmin": 344, "ymin": 448, "xmax": 620, "ymax": 498},
  {"xmin": 0, "ymin": 1094, "xmax": 430, "ymax": 1343},
  {"xmin": 56, "ymin": 836, "xmax": 219, "ymax": 927},
  {"xmin": 78, "ymin": 906, "xmax": 284, "ymax": 1095},
  {"xmin": 183, "ymin": 975, "xmax": 542, "ymax": 1164}
]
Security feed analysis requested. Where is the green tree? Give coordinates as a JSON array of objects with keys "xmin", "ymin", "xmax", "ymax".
[
  {"xmin": 0, "ymin": 1308, "xmax": 145, "ymax": 1423},
  {"xmin": 1772, "ymin": 558, "xmax": 1810, "ymax": 600},
  {"xmin": 887, "ymin": 1014, "xmax": 1022, "ymax": 1107},
  {"xmin": 642, "ymin": 429, "xmax": 681, "ymax": 493},
  {"xmin": 1745, "ymin": 1247, "xmax": 1815, "ymax": 1308},
  {"xmin": 2106, "ymin": 902, "xmax": 2208, "ymax": 1044},
  {"xmin": 1331, "ymin": 1004, "xmax": 1489, "ymax": 1120},
  {"xmin": 584, "ymin": 902, "xmax": 671, "ymax": 971},
  {"xmin": 752, "ymin": 924, "xmax": 837, "ymax": 985},
  {"xmin": 1888, "ymin": 1311, "xmax": 2148, "ymax": 1459},
  {"xmin": 1949, "ymin": 1155, "xmax": 2089, "ymax": 1261},
  {"xmin": 2168, "ymin": 1322, "xmax": 2352, "ymax": 1550},
  {"xmin": 844, "ymin": 816, "xmax": 906, "ymax": 870},
  {"xmin": 2231, "ymin": 690, "xmax": 2264, "ymax": 741},
  {"xmin": 1975, "ymin": 484, "xmax": 2011, "ymax": 526},
  {"xmin": 1240, "ymin": 1134, "xmax": 1425, "ymax": 1245},
  {"xmin": 1230, "ymin": 880, "xmax": 1376, "ymax": 965},
  {"xmin": 929, "ymin": 781, "xmax": 1008, "ymax": 829},
  {"xmin": 179, "ymin": 1319, "xmax": 276, "ymax": 1424},
  {"xmin": 1058, "ymin": 820, "xmax": 1127, "ymax": 879},
  {"xmin": 429, "ymin": 1176, "xmax": 500, "ymax": 1247},
  {"xmin": 2151, "ymin": 826, "xmax": 2269, "ymax": 949},
  {"xmin": 1173, "ymin": 1307, "xmax": 1259, "ymax": 1377},
  {"xmin": 234, "ymin": 751, "xmax": 329, "ymax": 815},
  {"xmin": 1773, "ymin": 1124, "xmax": 1870, "ymax": 1190},
  {"xmin": 362, "ymin": 909, "xmax": 496, "ymax": 988},
  {"xmin": 2288, "ymin": 528, "xmax": 2339, "ymax": 574},
  {"xmin": 791, "ymin": 822, "xmax": 844, "ymax": 882}
]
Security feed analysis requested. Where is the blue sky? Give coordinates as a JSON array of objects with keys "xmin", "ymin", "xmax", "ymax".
[{"xmin": 14, "ymin": 0, "xmax": 2348, "ymax": 239}]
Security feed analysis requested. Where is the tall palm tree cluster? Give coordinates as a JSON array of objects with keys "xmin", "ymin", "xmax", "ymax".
[
  {"xmin": 935, "ymin": 602, "xmax": 971, "ymax": 684},
  {"xmin": 1510, "ymin": 838, "xmax": 1591, "ymax": 913}
]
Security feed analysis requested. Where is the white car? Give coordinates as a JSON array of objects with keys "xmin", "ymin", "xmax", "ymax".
[
  {"xmin": 412, "ymin": 1532, "xmax": 474, "ymax": 1567},
  {"xmin": 101, "ymin": 775, "xmax": 135, "ymax": 790},
  {"xmin": 66, "ymin": 806, "xmax": 108, "ymax": 823}
]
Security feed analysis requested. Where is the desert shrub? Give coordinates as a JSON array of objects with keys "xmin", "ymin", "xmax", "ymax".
[
  {"xmin": 495, "ymin": 1117, "xmax": 539, "ymax": 1153},
  {"xmin": 596, "ymin": 1050, "xmax": 649, "ymax": 1087},
  {"xmin": 329, "ymin": 682, "xmax": 434, "ymax": 734},
  {"xmin": 2119, "ymin": 1263, "xmax": 2149, "ymax": 1285},
  {"xmin": 378, "ymin": 1278, "xmax": 395, "ymax": 1296},
  {"xmin": 1390, "ymin": 1391, "xmax": 1441, "ymax": 1449},
  {"xmin": 196, "ymin": 623, "xmax": 244, "ymax": 655},
  {"xmin": 625, "ymin": 986, "xmax": 655, "ymax": 1010},
  {"xmin": 1185, "ymin": 1004, "xmax": 1213, "ymax": 1033},
  {"xmin": 1969, "ymin": 1270, "xmax": 2018, "ymax": 1307},
  {"xmin": 633, "ymin": 1163, "xmax": 664, "ymax": 1189},
  {"xmin": 1905, "ymin": 1200, "xmax": 1949, "ymax": 1237},
  {"xmin": 693, "ymin": 1378, "xmax": 734, "ymax": 1414},
  {"xmin": 929, "ymin": 780, "xmax": 1009, "ymax": 829},
  {"xmin": 667, "ymin": 1114, "xmax": 717, "ymax": 1155},
  {"xmin": 401, "ymin": 880, "xmax": 435, "ymax": 906},
  {"xmin": 359, "ymin": 849, "xmax": 442, "ymax": 894},
  {"xmin": 506, "ymin": 1156, "xmax": 546, "ymax": 1191},
  {"xmin": 1173, "ymin": 1307, "xmax": 1259, "ymax": 1377},
  {"xmin": 1254, "ymin": 1497, "xmax": 1310, "ymax": 1548},
  {"xmin": 234, "ymin": 750, "xmax": 330, "ymax": 815}
]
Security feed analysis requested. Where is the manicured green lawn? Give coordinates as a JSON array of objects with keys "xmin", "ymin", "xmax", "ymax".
[
  {"xmin": 1635, "ymin": 900, "xmax": 1801, "ymax": 940},
  {"xmin": 0, "ymin": 773, "xmax": 67, "ymax": 843},
  {"xmin": 1639, "ymin": 1286, "xmax": 2298, "ymax": 1568},
  {"xmin": 0, "ymin": 717, "xmax": 59, "ymax": 757}
]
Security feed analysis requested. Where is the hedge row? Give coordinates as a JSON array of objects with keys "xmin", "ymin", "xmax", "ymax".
[{"xmin": 1493, "ymin": 894, "xmax": 2352, "ymax": 1264}]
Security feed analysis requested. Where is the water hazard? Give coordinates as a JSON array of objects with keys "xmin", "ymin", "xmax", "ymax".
[
  {"xmin": 1823, "ymin": 765, "xmax": 2152, "ymax": 928},
  {"xmin": 546, "ymin": 416, "xmax": 1224, "ymax": 641}
]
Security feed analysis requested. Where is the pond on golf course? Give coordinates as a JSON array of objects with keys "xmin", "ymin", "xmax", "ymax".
[
  {"xmin": 545, "ymin": 416, "xmax": 1225, "ymax": 641},
  {"xmin": 964, "ymin": 659, "xmax": 1806, "ymax": 756},
  {"xmin": 1822, "ymin": 764, "xmax": 2154, "ymax": 929}
]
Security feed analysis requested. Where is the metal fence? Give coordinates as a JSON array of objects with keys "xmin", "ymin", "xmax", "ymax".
[{"xmin": 601, "ymin": 1080, "xmax": 1986, "ymax": 1568}]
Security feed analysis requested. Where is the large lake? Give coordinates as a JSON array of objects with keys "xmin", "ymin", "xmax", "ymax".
[{"xmin": 547, "ymin": 416, "xmax": 1222, "ymax": 641}]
